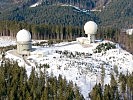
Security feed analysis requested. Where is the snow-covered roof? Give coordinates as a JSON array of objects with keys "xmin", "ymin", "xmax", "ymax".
[
  {"xmin": 84, "ymin": 21, "xmax": 98, "ymax": 35},
  {"xmin": 16, "ymin": 29, "xmax": 31, "ymax": 42}
]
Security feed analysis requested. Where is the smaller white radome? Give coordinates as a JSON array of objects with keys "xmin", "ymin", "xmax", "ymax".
[
  {"xmin": 84, "ymin": 21, "xmax": 98, "ymax": 34},
  {"xmin": 16, "ymin": 29, "xmax": 31, "ymax": 42}
]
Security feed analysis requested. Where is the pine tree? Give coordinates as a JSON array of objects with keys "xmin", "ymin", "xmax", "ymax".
[
  {"xmin": 110, "ymin": 74, "xmax": 120, "ymax": 100},
  {"xmin": 90, "ymin": 83, "xmax": 103, "ymax": 100},
  {"xmin": 114, "ymin": 65, "xmax": 118, "ymax": 77},
  {"xmin": 104, "ymin": 84, "xmax": 111, "ymax": 100},
  {"xmin": 101, "ymin": 65, "xmax": 105, "ymax": 89},
  {"xmin": 110, "ymin": 74, "xmax": 117, "ymax": 91},
  {"xmin": 119, "ymin": 73, "xmax": 127, "ymax": 99}
]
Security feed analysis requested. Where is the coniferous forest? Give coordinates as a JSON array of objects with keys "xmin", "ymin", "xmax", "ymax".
[
  {"xmin": 89, "ymin": 72, "xmax": 133, "ymax": 100},
  {"xmin": 0, "ymin": 0, "xmax": 132, "ymax": 99},
  {"xmin": 0, "ymin": 59, "xmax": 133, "ymax": 100},
  {"xmin": 0, "ymin": 20, "xmax": 132, "ymax": 54},
  {"xmin": 0, "ymin": 0, "xmax": 110, "ymax": 12},
  {"xmin": 0, "ymin": 60, "xmax": 84, "ymax": 100},
  {"xmin": 0, "ymin": 0, "xmax": 132, "ymax": 28}
]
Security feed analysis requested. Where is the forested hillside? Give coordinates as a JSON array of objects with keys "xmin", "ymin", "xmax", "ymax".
[
  {"xmin": 0, "ymin": 0, "xmax": 110, "ymax": 11},
  {"xmin": 0, "ymin": 5, "xmax": 99, "ymax": 27},
  {"xmin": 0, "ymin": 60, "xmax": 84, "ymax": 100},
  {"xmin": 98, "ymin": 0, "xmax": 133, "ymax": 28},
  {"xmin": 0, "ymin": 0, "xmax": 25, "ymax": 12},
  {"xmin": 0, "ymin": 0, "xmax": 132, "ymax": 28},
  {"xmin": 89, "ymin": 73, "xmax": 133, "ymax": 100}
]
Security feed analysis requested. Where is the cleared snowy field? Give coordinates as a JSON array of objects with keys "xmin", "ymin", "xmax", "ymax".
[
  {"xmin": 0, "ymin": 36, "xmax": 16, "ymax": 47},
  {"xmin": 1, "ymin": 40, "xmax": 133, "ymax": 99}
]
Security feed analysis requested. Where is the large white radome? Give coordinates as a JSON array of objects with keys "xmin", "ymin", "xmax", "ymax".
[
  {"xmin": 84, "ymin": 21, "xmax": 98, "ymax": 34},
  {"xmin": 16, "ymin": 29, "xmax": 31, "ymax": 42}
]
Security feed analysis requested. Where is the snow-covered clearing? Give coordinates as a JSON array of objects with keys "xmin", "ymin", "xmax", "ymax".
[
  {"xmin": 61, "ymin": 4, "xmax": 90, "ymax": 14},
  {"xmin": 30, "ymin": 0, "xmax": 43, "ymax": 8},
  {"xmin": 0, "ymin": 36, "xmax": 16, "ymax": 47},
  {"xmin": 1, "ymin": 40, "xmax": 133, "ymax": 99}
]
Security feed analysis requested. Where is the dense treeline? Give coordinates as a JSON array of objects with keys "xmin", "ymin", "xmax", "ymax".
[
  {"xmin": 0, "ymin": 4, "xmax": 99, "ymax": 26},
  {"xmin": 97, "ymin": 27, "xmax": 133, "ymax": 54},
  {"xmin": 0, "ymin": 60, "xmax": 84, "ymax": 100},
  {"xmin": 0, "ymin": 0, "xmax": 28, "ymax": 13},
  {"xmin": 89, "ymin": 72, "xmax": 133, "ymax": 100},
  {"xmin": 0, "ymin": 0, "xmax": 110, "ymax": 11},
  {"xmin": 117, "ymin": 31, "xmax": 133, "ymax": 54},
  {"xmin": 97, "ymin": 0, "xmax": 133, "ymax": 28},
  {"xmin": 0, "ymin": 20, "xmax": 133, "ymax": 53},
  {"xmin": 0, "ymin": 0, "xmax": 132, "ymax": 28},
  {"xmin": 0, "ymin": 20, "xmax": 85, "ymax": 40}
]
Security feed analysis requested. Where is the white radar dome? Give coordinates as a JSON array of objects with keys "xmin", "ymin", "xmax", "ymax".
[
  {"xmin": 16, "ymin": 29, "xmax": 31, "ymax": 42},
  {"xmin": 84, "ymin": 21, "xmax": 98, "ymax": 35}
]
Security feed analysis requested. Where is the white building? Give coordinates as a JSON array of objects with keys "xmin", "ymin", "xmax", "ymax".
[
  {"xmin": 16, "ymin": 29, "xmax": 32, "ymax": 55},
  {"xmin": 77, "ymin": 21, "xmax": 98, "ymax": 45},
  {"xmin": 84, "ymin": 21, "xmax": 98, "ymax": 44}
]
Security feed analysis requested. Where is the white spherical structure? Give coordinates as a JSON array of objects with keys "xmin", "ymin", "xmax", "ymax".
[
  {"xmin": 16, "ymin": 29, "xmax": 31, "ymax": 42},
  {"xmin": 16, "ymin": 29, "xmax": 32, "ymax": 55},
  {"xmin": 84, "ymin": 21, "xmax": 98, "ymax": 35},
  {"xmin": 84, "ymin": 21, "xmax": 98, "ymax": 44}
]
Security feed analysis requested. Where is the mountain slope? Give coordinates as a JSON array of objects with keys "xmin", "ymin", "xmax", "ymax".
[
  {"xmin": 98, "ymin": 0, "xmax": 133, "ymax": 28},
  {"xmin": 0, "ymin": 0, "xmax": 38, "ymax": 12},
  {"xmin": 0, "ymin": 0, "xmax": 132, "ymax": 28},
  {"xmin": 0, "ymin": 0, "xmax": 24, "ymax": 12},
  {"xmin": 0, "ymin": 0, "xmax": 111, "ymax": 12},
  {"xmin": 0, "ymin": 5, "xmax": 99, "ymax": 27}
]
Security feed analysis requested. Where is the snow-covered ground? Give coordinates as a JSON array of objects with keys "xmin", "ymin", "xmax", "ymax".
[
  {"xmin": 0, "ymin": 36, "xmax": 16, "ymax": 47},
  {"xmin": 1, "ymin": 40, "xmax": 133, "ymax": 99},
  {"xmin": 30, "ymin": 2, "xmax": 90, "ymax": 15},
  {"xmin": 61, "ymin": 4, "xmax": 90, "ymax": 14},
  {"xmin": 30, "ymin": 0, "xmax": 42, "ymax": 8}
]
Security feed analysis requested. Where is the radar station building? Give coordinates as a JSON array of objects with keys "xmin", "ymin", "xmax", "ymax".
[
  {"xmin": 16, "ymin": 29, "xmax": 32, "ymax": 55},
  {"xmin": 77, "ymin": 21, "xmax": 98, "ymax": 45},
  {"xmin": 84, "ymin": 21, "xmax": 98, "ymax": 44}
]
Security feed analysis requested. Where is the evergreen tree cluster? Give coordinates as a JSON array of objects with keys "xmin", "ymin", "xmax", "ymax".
[
  {"xmin": 97, "ymin": 27, "xmax": 133, "ymax": 54},
  {"xmin": 0, "ymin": 20, "xmax": 133, "ymax": 54},
  {"xmin": 89, "ymin": 73, "xmax": 133, "ymax": 100},
  {"xmin": 94, "ymin": 42, "xmax": 116, "ymax": 53},
  {"xmin": 0, "ymin": 0, "xmax": 110, "ymax": 12},
  {"xmin": 97, "ymin": 0, "xmax": 133, "ymax": 28},
  {"xmin": 0, "ymin": 45, "xmax": 17, "ymax": 53},
  {"xmin": 0, "ymin": 60, "xmax": 84, "ymax": 100},
  {"xmin": 0, "ymin": 0, "xmax": 132, "ymax": 28},
  {"xmin": 0, "ymin": 20, "xmax": 85, "ymax": 40},
  {"xmin": 0, "ymin": 4, "xmax": 98, "ymax": 27}
]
